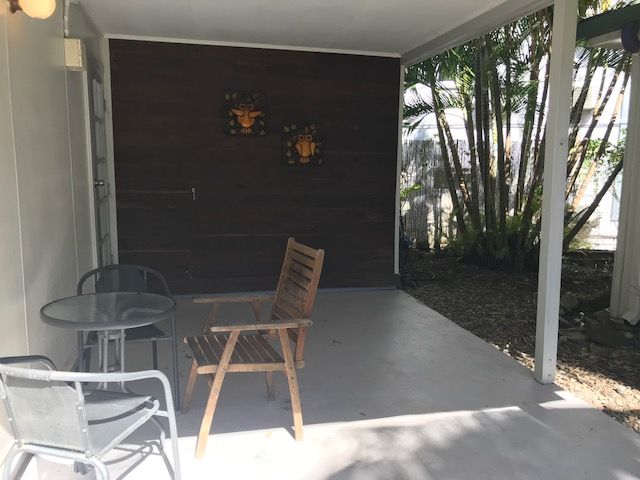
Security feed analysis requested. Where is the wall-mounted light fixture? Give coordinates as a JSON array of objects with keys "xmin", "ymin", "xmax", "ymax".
[{"xmin": 9, "ymin": 0, "xmax": 56, "ymax": 19}]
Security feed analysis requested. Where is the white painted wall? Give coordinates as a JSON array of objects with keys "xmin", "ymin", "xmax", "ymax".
[
  {"xmin": 0, "ymin": 5, "xmax": 28, "ymax": 361},
  {"xmin": 0, "ymin": 5, "xmax": 29, "ymax": 461},
  {"xmin": 0, "ymin": 0, "xmax": 98, "ymax": 459},
  {"xmin": 7, "ymin": 2, "xmax": 79, "ymax": 363}
]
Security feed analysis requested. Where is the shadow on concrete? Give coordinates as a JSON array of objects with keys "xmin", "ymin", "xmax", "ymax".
[{"xmin": 109, "ymin": 290, "xmax": 640, "ymax": 479}]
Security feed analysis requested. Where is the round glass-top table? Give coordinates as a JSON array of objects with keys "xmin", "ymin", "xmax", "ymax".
[{"xmin": 40, "ymin": 292, "xmax": 176, "ymax": 374}]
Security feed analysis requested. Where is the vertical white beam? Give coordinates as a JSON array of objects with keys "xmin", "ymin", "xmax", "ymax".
[
  {"xmin": 610, "ymin": 54, "xmax": 640, "ymax": 320},
  {"xmin": 101, "ymin": 38, "xmax": 119, "ymax": 263},
  {"xmin": 534, "ymin": 0, "xmax": 578, "ymax": 384},
  {"xmin": 80, "ymin": 70, "xmax": 100, "ymax": 270},
  {"xmin": 394, "ymin": 64, "xmax": 405, "ymax": 276}
]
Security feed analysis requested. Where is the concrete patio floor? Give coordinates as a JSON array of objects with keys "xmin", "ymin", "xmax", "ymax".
[{"xmin": 24, "ymin": 289, "xmax": 640, "ymax": 479}]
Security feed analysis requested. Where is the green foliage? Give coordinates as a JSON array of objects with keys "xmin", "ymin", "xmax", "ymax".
[
  {"xmin": 402, "ymin": 0, "xmax": 630, "ymax": 269},
  {"xmin": 609, "ymin": 131, "xmax": 626, "ymax": 166},
  {"xmin": 447, "ymin": 228, "xmax": 481, "ymax": 258},
  {"xmin": 579, "ymin": 133, "xmax": 625, "ymax": 177},
  {"xmin": 566, "ymin": 218, "xmax": 598, "ymax": 250},
  {"xmin": 400, "ymin": 183, "xmax": 423, "ymax": 201}
]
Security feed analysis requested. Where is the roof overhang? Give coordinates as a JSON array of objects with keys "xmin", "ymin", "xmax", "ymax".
[
  {"xmin": 577, "ymin": 4, "xmax": 640, "ymax": 51},
  {"xmin": 76, "ymin": 0, "xmax": 554, "ymax": 64},
  {"xmin": 577, "ymin": 4, "xmax": 640, "ymax": 41},
  {"xmin": 401, "ymin": 0, "xmax": 553, "ymax": 65}
]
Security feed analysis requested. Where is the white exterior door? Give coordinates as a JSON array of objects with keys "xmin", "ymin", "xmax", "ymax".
[{"xmin": 86, "ymin": 66, "xmax": 113, "ymax": 267}]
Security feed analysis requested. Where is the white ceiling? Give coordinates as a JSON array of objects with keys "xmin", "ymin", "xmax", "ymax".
[{"xmin": 77, "ymin": 0, "xmax": 551, "ymax": 60}]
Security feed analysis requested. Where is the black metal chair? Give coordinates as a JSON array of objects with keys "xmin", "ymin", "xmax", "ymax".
[
  {"xmin": 0, "ymin": 356, "xmax": 181, "ymax": 480},
  {"xmin": 77, "ymin": 264, "xmax": 180, "ymax": 409}
]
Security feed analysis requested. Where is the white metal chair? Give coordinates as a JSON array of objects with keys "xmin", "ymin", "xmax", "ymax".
[{"xmin": 0, "ymin": 356, "xmax": 181, "ymax": 480}]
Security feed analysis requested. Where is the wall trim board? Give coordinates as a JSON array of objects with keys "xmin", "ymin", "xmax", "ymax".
[
  {"xmin": 105, "ymin": 33, "xmax": 402, "ymax": 59},
  {"xmin": 394, "ymin": 65, "xmax": 405, "ymax": 275},
  {"xmin": 81, "ymin": 71, "xmax": 100, "ymax": 269},
  {"xmin": 64, "ymin": 69, "xmax": 81, "ymax": 282},
  {"xmin": 101, "ymin": 39, "xmax": 119, "ymax": 263}
]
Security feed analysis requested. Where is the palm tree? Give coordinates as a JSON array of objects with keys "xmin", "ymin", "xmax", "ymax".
[{"xmin": 403, "ymin": 0, "xmax": 630, "ymax": 268}]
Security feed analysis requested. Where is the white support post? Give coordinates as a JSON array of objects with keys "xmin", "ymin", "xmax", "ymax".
[
  {"xmin": 101, "ymin": 39, "xmax": 120, "ymax": 264},
  {"xmin": 394, "ymin": 64, "xmax": 405, "ymax": 276},
  {"xmin": 534, "ymin": 0, "xmax": 578, "ymax": 384}
]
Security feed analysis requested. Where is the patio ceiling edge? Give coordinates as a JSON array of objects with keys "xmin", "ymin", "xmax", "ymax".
[{"xmin": 400, "ymin": 0, "xmax": 553, "ymax": 66}]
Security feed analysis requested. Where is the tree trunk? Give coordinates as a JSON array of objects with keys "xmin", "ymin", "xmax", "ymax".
[
  {"xmin": 474, "ymin": 39, "xmax": 492, "ymax": 258},
  {"xmin": 563, "ymin": 160, "xmax": 623, "ymax": 248},
  {"xmin": 516, "ymin": 47, "xmax": 541, "ymax": 212},
  {"xmin": 531, "ymin": 56, "xmax": 551, "ymax": 182},
  {"xmin": 516, "ymin": 56, "xmax": 550, "ymax": 264},
  {"xmin": 572, "ymin": 161, "xmax": 598, "ymax": 213},
  {"xmin": 568, "ymin": 51, "xmax": 595, "ymax": 149},
  {"xmin": 433, "ymin": 200, "xmax": 441, "ymax": 252},
  {"xmin": 503, "ymin": 26, "xmax": 513, "ymax": 196},
  {"xmin": 515, "ymin": 7, "xmax": 554, "ymax": 263},
  {"xmin": 571, "ymin": 70, "xmax": 628, "ymax": 210},
  {"xmin": 480, "ymin": 41, "xmax": 496, "ymax": 255},
  {"xmin": 462, "ymin": 92, "xmax": 482, "ymax": 231},
  {"xmin": 567, "ymin": 62, "xmax": 606, "ymax": 178},
  {"xmin": 566, "ymin": 61, "xmax": 625, "ymax": 197},
  {"xmin": 487, "ymin": 36, "xmax": 508, "ymax": 244},
  {"xmin": 432, "ymin": 80, "xmax": 467, "ymax": 236},
  {"xmin": 435, "ymin": 87, "xmax": 473, "ymax": 215},
  {"xmin": 474, "ymin": 41, "xmax": 486, "ymax": 209}
]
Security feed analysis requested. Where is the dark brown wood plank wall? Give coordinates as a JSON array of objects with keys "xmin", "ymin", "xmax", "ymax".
[{"xmin": 110, "ymin": 39, "xmax": 400, "ymax": 293}]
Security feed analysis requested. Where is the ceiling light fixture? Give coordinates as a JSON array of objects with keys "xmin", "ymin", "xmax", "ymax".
[{"xmin": 9, "ymin": 0, "xmax": 56, "ymax": 19}]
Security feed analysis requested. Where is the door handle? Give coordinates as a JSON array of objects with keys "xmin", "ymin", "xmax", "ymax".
[{"xmin": 94, "ymin": 179, "xmax": 105, "ymax": 187}]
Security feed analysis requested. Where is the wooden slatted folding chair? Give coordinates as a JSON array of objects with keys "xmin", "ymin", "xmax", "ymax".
[{"xmin": 182, "ymin": 237, "xmax": 325, "ymax": 458}]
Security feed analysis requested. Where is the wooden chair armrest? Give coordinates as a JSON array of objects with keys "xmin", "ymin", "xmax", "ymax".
[
  {"xmin": 193, "ymin": 294, "xmax": 274, "ymax": 304},
  {"xmin": 207, "ymin": 318, "xmax": 312, "ymax": 332}
]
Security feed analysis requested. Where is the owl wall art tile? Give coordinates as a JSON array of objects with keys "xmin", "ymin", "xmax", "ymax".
[
  {"xmin": 283, "ymin": 122, "xmax": 323, "ymax": 166},
  {"xmin": 223, "ymin": 91, "xmax": 267, "ymax": 136}
]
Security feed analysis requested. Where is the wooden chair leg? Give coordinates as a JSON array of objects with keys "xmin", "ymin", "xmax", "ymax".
[
  {"xmin": 250, "ymin": 300, "xmax": 262, "ymax": 321},
  {"xmin": 278, "ymin": 328, "xmax": 304, "ymax": 441},
  {"xmin": 202, "ymin": 304, "xmax": 221, "ymax": 332},
  {"xmin": 195, "ymin": 332, "xmax": 239, "ymax": 459},
  {"xmin": 182, "ymin": 359, "xmax": 199, "ymax": 414},
  {"xmin": 265, "ymin": 372, "xmax": 275, "ymax": 400}
]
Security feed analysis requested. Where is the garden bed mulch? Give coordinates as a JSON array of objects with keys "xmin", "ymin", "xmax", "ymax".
[{"xmin": 401, "ymin": 249, "xmax": 640, "ymax": 434}]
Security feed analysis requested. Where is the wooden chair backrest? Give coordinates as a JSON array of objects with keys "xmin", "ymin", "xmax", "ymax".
[{"xmin": 271, "ymin": 238, "xmax": 325, "ymax": 362}]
